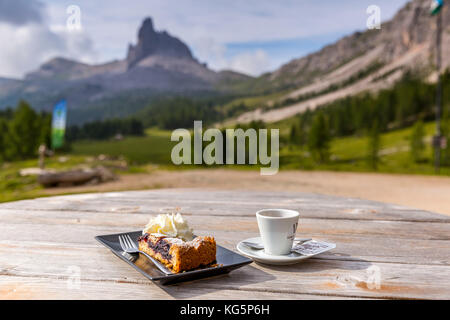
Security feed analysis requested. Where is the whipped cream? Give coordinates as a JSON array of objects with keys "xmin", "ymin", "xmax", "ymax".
[{"xmin": 143, "ymin": 213, "xmax": 194, "ymax": 241}]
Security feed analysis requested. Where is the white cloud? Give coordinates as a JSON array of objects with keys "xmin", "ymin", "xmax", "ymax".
[
  {"xmin": 0, "ymin": 22, "xmax": 97, "ymax": 78},
  {"xmin": 193, "ymin": 37, "xmax": 227, "ymax": 66},
  {"xmin": 228, "ymin": 50, "xmax": 271, "ymax": 76},
  {"xmin": 54, "ymin": 29, "xmax": 98, "ymax": 64},
  {"xmin": 69, "ymin": 0, "xmax": 407, "ymax": 48},
  {"xmin": 0, "ymin": 0, "xmax": 410, "ymax": 78},
  {"xmin": 190, "ymin": 37, "xmax": 270, "ymax": 76},
  {"xmin": 0, "ymin": 0, "xmax": 43, "ymax": 25}
]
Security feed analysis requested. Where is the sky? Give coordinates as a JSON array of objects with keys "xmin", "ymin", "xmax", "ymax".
[{"xmin": 0, "ymin": 0, "xmax": 410, "ymax": 79}]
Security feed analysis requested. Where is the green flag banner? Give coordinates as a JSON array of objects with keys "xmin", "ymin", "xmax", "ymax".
[
  {"xmin": 51, "ymin": 100, "xmax": 67, "ymax": 149},
  {"xmin": 430, "ymin": 0, "xmax": 443, "ymax": 15}
]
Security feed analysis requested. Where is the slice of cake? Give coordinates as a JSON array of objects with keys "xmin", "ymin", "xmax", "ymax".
[
  {"xmin": 138, "ymin": 233, "xmax": 216, "ymax": 273},
  {"xmin": 137, "ymin": 212, "xmax": 216, "ymax": 273}
]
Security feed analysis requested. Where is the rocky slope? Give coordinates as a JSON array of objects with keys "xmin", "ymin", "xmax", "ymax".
[
  {"xmin": 235, "ymin": 0, "xmax": 450, "ymax": 123},
  {"xmin": 268, "ymin": 0, "xmax": 449, "ymax": 90}
]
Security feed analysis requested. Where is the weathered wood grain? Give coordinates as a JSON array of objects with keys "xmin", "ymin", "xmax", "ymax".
[
  {"xmin": 1, "ymin": 241, "xmax": 449, "ymax": 299},
  {"xmin": 1, "ymin": 209, "xmax": 449, "ymax": 240},
  {"xmin": 0, "ymin": 189, "xmax": 449, "ymax": 299},
  {"xmin": 1, "ymin": 211, "xmax": 449, "ymax": 265},
  {"xmin": 0, "ymin": 276, "xmax": 354, "ymax": 300},
  {"xmin": 2, "ymin": 190, "xmax": 448, "ymax": 222}
]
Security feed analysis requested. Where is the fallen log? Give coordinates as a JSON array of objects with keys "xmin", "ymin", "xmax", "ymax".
[{"xmin": 38, "ymin": 166, "xmax": 116, "ymax": 187}]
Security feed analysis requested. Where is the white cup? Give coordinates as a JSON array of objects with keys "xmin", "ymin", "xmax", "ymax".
[{"xmin": 256, "ymin": 209, "xmax": 299, "ymax": 255}]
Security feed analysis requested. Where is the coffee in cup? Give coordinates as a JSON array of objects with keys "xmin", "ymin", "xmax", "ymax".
[{"xmin": 256, "ymin": 209, "xmax": 299, "ymax": 255}]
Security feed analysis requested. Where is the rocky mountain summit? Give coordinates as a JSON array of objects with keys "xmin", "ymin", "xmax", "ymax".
[{"xmin": 126, "ymin": 17, "xmax": 194, "ymax": 68}]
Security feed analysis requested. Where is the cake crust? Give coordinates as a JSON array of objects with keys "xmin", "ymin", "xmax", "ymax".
[{"xmin": 138, "ymin": 233, "xmax": 216, "ymax": 273}]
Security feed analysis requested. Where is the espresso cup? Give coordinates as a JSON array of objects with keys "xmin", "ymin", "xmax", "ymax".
[{"xmin": 256, "ymin": 209, "xmax": 299, "ymax": 255}]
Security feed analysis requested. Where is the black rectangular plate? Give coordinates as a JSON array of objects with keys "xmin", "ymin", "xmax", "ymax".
[{"xmin": 95, "ymin": 231, "xmax": 252, "ymax": 285}]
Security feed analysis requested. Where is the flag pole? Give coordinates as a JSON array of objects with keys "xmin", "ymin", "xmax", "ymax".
[
  {"xmin": 434, "ymin": 9, "xmax": 442, "ymax": 173},
  {"xmin": 431, "ymin": 0, "xmax": 444, "ymax": 173}
]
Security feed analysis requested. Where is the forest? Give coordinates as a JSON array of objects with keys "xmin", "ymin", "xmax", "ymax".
[
  {"xmin": 0, "ymin": 101, "xmax": 51, "ymax": 161},
  {"xmin": 287, "ymin": 71, "xmax": 450, "ymax": 167},
  {"xmin": 66, "ymin": 118, "xmax": 144, "ymax": 142},
  {"xmin": 1, "ymin": 71, "xmax": 449, "ymax": 169}
]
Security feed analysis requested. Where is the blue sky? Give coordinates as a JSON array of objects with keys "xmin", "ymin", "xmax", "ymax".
[{"xmin": 0, "ymin": 0, "xmax": 409, "ymax": 78}]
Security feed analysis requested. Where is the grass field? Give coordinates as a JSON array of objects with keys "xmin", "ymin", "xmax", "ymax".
[
  {"xmin": 71, "ymin": 122, "xmax": 450, "ymax": 175},
  {"xmin": 71, "ymin": 128, "xmax": 176, "ymax": 165},
  {"xmin": 0, "ymin": 156, "xmax": 93, "ymax": 202},
  {"xmin": 280, "ymin": 121, "xmax": 450, "ymax": 175}
]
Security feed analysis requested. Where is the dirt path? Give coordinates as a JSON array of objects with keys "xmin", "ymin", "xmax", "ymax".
[{"xmin": 42, "ymin": 169, "xmax": 450, "ymax": 216}]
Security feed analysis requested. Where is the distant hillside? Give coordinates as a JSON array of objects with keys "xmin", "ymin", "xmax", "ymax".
[
  {"xmin": 235, "ymin": 0, "xmax": 450, "ymax": 123},
  {"xmin": 2, "ymin": 0, "xmax": 448, "ymax": 126},
  {"xmin": 0, "ymin": 17, "xmax": 251, "ymax": 124}
]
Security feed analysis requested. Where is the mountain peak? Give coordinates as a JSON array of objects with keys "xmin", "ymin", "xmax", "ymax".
[
  {"xmin": 126, "ymin": 17, "xmax": 194, "ymax": 69},
  {"xmin": 139, "ymin": 17, "xmax": 155, "ymax": 36},
  {"xmin": 25, "ymin": 57, "xmax": 89, "ymax": 81}
]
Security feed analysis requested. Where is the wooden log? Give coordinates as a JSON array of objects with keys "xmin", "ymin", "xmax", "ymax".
[{"xmin": 37, "ymin": 166, "xmax": 116, "ymax": 187}]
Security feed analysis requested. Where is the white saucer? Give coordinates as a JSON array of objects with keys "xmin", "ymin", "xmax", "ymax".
[{"xmin": 236, "ymin": 237, "xmax": 334, "ymax": 266}]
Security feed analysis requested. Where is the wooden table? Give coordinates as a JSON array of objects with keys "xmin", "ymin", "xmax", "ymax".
[{"xmin": 1, "ymin": 189, "xmax": 449, "ymax": 300}]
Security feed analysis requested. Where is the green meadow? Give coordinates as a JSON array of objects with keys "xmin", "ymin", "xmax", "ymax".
[
  {"xmin": 71, "ymin": 128, "xmax": 176, "ymax": 165},
  {"xmin": 71, "ymin": 122, "xmax": 449, "ymax": 175},
  {"xmin": 0, "ymin": 121, "xmax": 447, "ymax": 203},
  {"xmin": 280, "ymin": 121, "xmax": 450, "ymax": 175}
]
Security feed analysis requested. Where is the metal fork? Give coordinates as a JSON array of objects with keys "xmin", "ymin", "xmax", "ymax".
[{"xmin": 118, "ymin": 234, "xmax": 172, "ymax": 275}]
